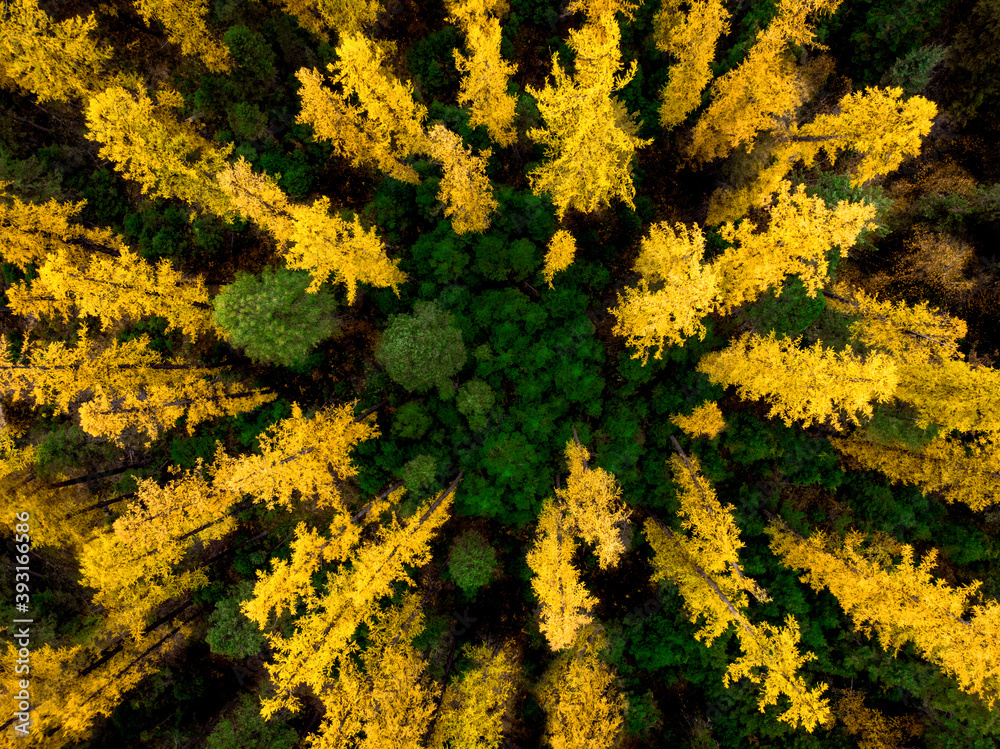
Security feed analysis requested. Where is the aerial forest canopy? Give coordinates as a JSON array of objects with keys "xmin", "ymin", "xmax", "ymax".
[{"xmin": 2, "ymin": 0, "xmax": 1000, "ymax": 746}]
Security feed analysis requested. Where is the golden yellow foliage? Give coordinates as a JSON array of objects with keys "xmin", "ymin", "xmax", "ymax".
[
  {"xmin": 0, "ymin": 184, "xmax": 122, "ymax": 270},
  {"xmin": 271, "ymin": 0, "xmax": 382, "ymax": 36},
  {"xmin": 612, "ymin": 221, "xmax": 719, "ymax": 361},
  {"xmin": 258, "ymin": 481, "xmax": 456, "ymax": 716},
  {"xmin": 790, "ymin": 87, "xmax": 936, "ymax": 187},
  {"xmin": 831, "ymin": 432, "xmax": 1000, "ymax": 511},
  {"xmin": 0, "ymin": 623, "xmax": 189, "ymax": 748},
  {"xmin": 671, "ymin": 400, "xmax": 726, "ymax": 439},
  {"xmin": 308, "ymin": 592, "xmax": 439, "ymax": 749},
  {"xmin": 826, "ymin": 284, "xmax": 967, "ymax": 365},
  {"xmin": 448, "ymin": 0, "xmax": 518, "ymax": 147},
  {"xmin": 646, "ymin": 517, "xmax": 830, "ymax": 730},
  {"xmin": 712, "ymin": 181, "xmax": 877, "ymax": 313},
  {"xmin": 286, "ymin": 197, "xmax": 406, "ymax": 302},
  {"xmin": 78, "ymin": 375, "xmax": 275, "ymax": 447},
  {"xmin": 526, "ymin": 498, "xmax": 598, "ymax": 651},
  {"xmin": 85, "ymin": 86, "xmax": 235, "ymax": 217},
  {"xmin": 220, "ymin": 401, "xmax": 379, "ymax": 511},
  {"xmin": 707, "ymin": 87, "xmax": 936, "ymax": 223},
  {"xmin": 7, "ymin": 248, "xmax": 212, "ymax": 340},
  {"xmin": 79, "ymin": 459, "xmax": 233, "ymax": 637},
  {"xmin": 421, "ymin": 124, "xmax": 497, "ymax": 233},
  {"xmin": 431, "ymin": 640, "xmax": 519, "ymax": 749},
  {"xmin": 697, "ymin": 332, "xmax": 899, "ymax": 428},
  {"xmin": 558, "ymin": 439, "xmax": 631, "ymax": 570},
  {"xmin": 526, "ymin": 10, "xmax": 651, "ymax": 219},
  {"xmin": 132, "ymin": 0, "xmax": 232, "ymax": 71},
  {"xmin": 768, "ymin": 521, "xmax": 1000, "ymax": 706},
  {"xmin": 0, "ymin": 0, "xmax": 111, "ymax": 102},
  {"xmin": 0, "ymin": 330, "xmax": 273, "ymax": 446},
  {"xmin": 542, "ymin": 229, "xmax": 577, "ymax": 288},
  {"xmin": 687, "ymin": 0, "xmax": 842, "ymax": 164},
  {"xmin": 218, "ymin": 157, "xmax": 406, "ymax": 302},
  {"xmin": 835, "ymin": 690, "xmax": 923, "ymax": 749},
  {"xmin": 296, "ymin": 33, "xmax": 426, "ymax": 184},
  {"xmin": 535, "ymin": 624, "xmax": 626, "ymax": 749},
  {"xmin": 654, "ymin": 0, "xmax": 730, "ymax": 128}
]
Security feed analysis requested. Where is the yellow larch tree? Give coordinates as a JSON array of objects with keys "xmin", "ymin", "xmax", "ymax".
[
  {"xmin": 785, "ymin": 87, "xmax": 937, "ymax": 188},
  {"xmin": 557, "ymin": 436, "xmax": 631, "ymax": 570},
  {"xmin": 285, "ymin": 196, "xmax": 406, "ymax": 302},
  {"xmin": 835, "ymin": 690, "xmax": 923, "ymax": 749},
  {"xmin": 525, "ymin": 4, "xmax": 652, "ymax": 219},
  {"xmin": 671, "ymin": 400, "xmax": 727, "ymax": 439},
  {"xmin": 0, "ymin": 437, "xmax": 92, "ymax": 549},
  {"xmin": 307, "ymin": 592, "xmax": 440, "ymax": 749},
  {"xmin": 218, "ymin": 157, "xmax": 406, "ymax": 302},
  {"xmin": 645, "ymin": 514, "xmax": 831, "ymax": 730},
  {"xmin": 894, "ymin": 357, "xmax": 1000, "ymax": 436},
  {"xmin": 447, "ymin": 0, "xmax": 518, "ymax": 147},
  {"xmin": 0, "ymin": 619, "xmax": 191, "ymax": 749},
  {"xmin": 667, "ymin": 439, "xmax": 767, "ymax": 603},
  {"xmin": 295, "ymin": 32, "xmax": 427, "ymax": 184},
  {"xmin": 535, "ymin": 623, "xmax": 626, "ymax": 749},
  {"xmin": 687, "ymin": 0, "xmax": 842, "ymax": 164},
  {"xmin": 711, "ymin": 181, "xmax": 877, "ymax": 314},
  {"xmin": 707, "ymin": 87, "xmax": 937, "ymax": 224},
  {"xmin": 697, "ymin": 332, "xmax": 899, "ymax": 429},
  {"xmin": 611, "ymin": 221, "xmax": 719, "ymax": 362},
  {"xmin": 0, "ymin": 0, "xmax": 111, "ymax": 103},
  {"xmin": 259, "ymin": 0, "xmax": 382, "ymax": 37},
  {"xmin": 767, "ymin": 520, "xmax": 1000, "ymax": 706},
  {"xmin": 526, "ymin": 497, "xmax": 598, "ymax": 651},
  {"xmin": 542, "ymin": 229, "xmax": 577, "ymax": 288},
  {"xmin": 218, "ymin": 400, "xmax": 380, "ymax": 511},
  {"xmin": 7, "ymin": 248, "xmax": 212, "ymax": 340},
  {"xmin": 831, "ymin": 432, "xmax": 1000, "ymax": 511},
  {"xmin": 0, "ymin": 184, "xmax": 125, "ymax": 270},
  {"xmin": 78, "ymin": 373, "xmax": 275, "ymax": 447},
  {"xmin": 255, "ymin": 477, "xmax": 459, "ymax": 717},
  {"xmin": 85, "ymin": 85, "xmax": 235, "ymax": 217},
  {"xmin": 653, "ymin": 0, "xmax": 730, "ymax": 129},
  {"xmin": 824, "ymin": 284, "xmax": 967, "ymax": 366},
  {"xmin": 0, "ymin": 331, "xmax": 273, "ymax": 445},
  {"xmin": 131, "ymin": 0, "xmax": 232, "ymax": 72},
  {"xmin": 421, "ymin": 124, "xmax": 498, "ymax": 233},
  {"xmin": 78, "ymin": 456, "xmax": 238, "ymax": 639},
  {"xmin": 430, "ymin": 640, "xmax": 520, "ymax": 749}
]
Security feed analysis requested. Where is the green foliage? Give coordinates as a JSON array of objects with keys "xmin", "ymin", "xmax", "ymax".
[
  {"xmin": 34, "ymin": 423, "xmax": 116, "ymax": 482},
  {"xmin": 446, "ymin": 529, "xmax": 497, "ymax": 597},
  {"xmin": 402, "ymin": 453, "xmax": 437, "ymax": 493},
  {"xmin": 228, "ymin": 102, "xmax": 268, "ymax": 141},
  {"xmin": 881, "ymin": 44, "xmax": 946, "ymax": 95},
  {"xmin": 456, "ymin": 378, "xmax": 495, "ymax": 430},
  {"xmin": 391, "ymin": 400, "xmax": 433, "ymax": 439},
  {"xmin": 205, "ymin": 694, "xmax": 297, "ymax": 749},
  {"xmin": 624, "ymin": 690, "xmax": 663, "ymax": 739},
  {"xmin": 0, "ymin": 148, "xmax": 64, "ymax": 202},
  {"xmin": 407, "ymin": 26, "xmax": 461, "ymax": 103},
  {"xmin": 836, "ymin": 0, "xmax": 959, "ymax": 86},
  {"xmin": 212, "ymin": 266, "xmax": 340, "ymax": 368},
  {"xmin": 741, "ymin": 276, "xmax": 826, "ymax": 338},
  {"xmin": 223, "ymin": 26, "xmax": 277, "ymax": 92},
  {"xmin": 474, "ymin": 235, "xmax": 538, "ymax": 281},
  {"xmin": 205, "ymin": 582, "xmax": 265, "ymax": 660},
  {"xmin": 863, "ymin": 401, "xmax": 940, "ymax": 450},
  {"xmin": 375, "ymin": 300, "xmax": 468, "ymax": 394}
]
